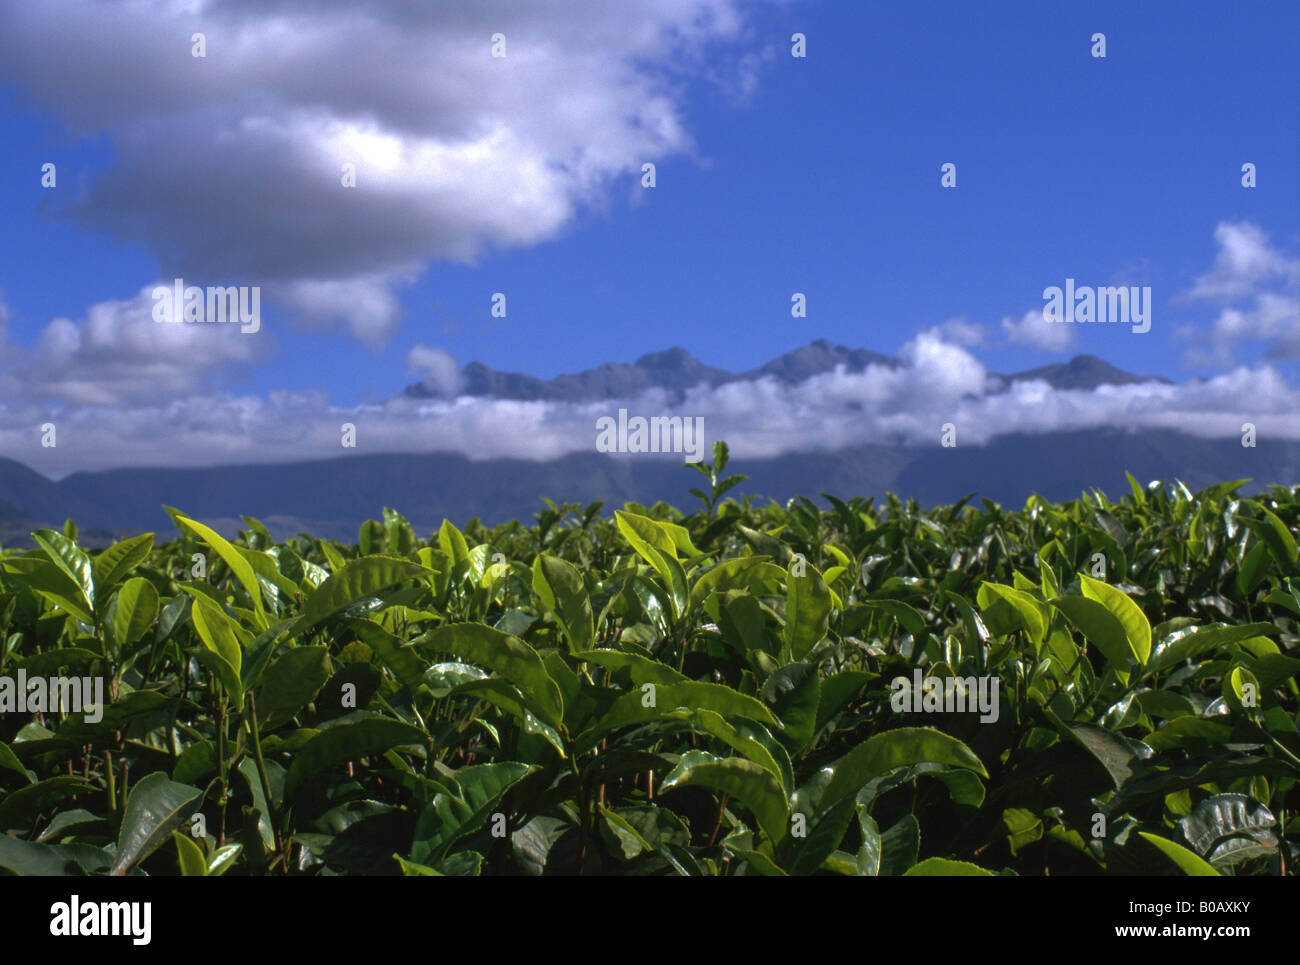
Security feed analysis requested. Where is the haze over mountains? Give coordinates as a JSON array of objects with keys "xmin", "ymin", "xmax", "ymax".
[{"xmin": 2, "ymin": 340, "xmax": 1286, "ymax": 545}]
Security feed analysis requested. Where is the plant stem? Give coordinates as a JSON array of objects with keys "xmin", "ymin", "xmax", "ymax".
[
  {"xmin": 708, "ymin": 792, "xmax": 730, "ymax": 847},
  {"xmin": 245, "ymin": 691, "xmax": 285, "ymax": 863},
  {"xmin": 104, "ymin": 751, "xmax": 117, "ymax": 817},
  {"xmin": 216, "ymin": 695, "xmax": 229, "ymax": 846}
]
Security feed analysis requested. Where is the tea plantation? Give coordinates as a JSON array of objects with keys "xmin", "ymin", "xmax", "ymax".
[{"xmin": 1, "ymin": 445, "xmax": 1296, "ymax": 876}]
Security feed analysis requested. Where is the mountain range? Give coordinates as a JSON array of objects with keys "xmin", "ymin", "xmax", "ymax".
[
  {"xmin": 2, "ymin": 341, "xmax": 1287, "ymax": 546},
  {"xmin": 404, "ymin": 338, "xmax": 1170, "ymax": 401}
]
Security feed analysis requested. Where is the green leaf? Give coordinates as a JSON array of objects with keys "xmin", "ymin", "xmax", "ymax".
[
  {"xmin": 92, "ymin": 533, "xmax": 155, "ymax": 592},
  {"xmin": 689, "ymin": 558, "xmax": 785, "ymax": 611},
  {"xmin": 1079, "ymin": 574, "xmax": 1151, "ymax": 665},
  {"xmin": 344, "ymin": 618, "xmax": 427, "ymax": 691},
  {"xmin": 858, "ymin": 598, "xmax": 928, "ymax": 639},
  {"xmin": 1137, "ymin": 832, "xmax": 1221, "ymax": 876},
  {"xmin": 1062, "ymin": 721, "xmax": 1150, "ymax": 789},
  {"xmin": 855, "ymin": 809, "xmax": 881, "ymax": 876},
  {"xmin": 785, "ymin": 561, "xmax": 832, "ymax": 660},
  {"xmin": 394, "ymin": 855, "xmax": 443, "ymax": 876},
  {"xmin": 1237, "ymin": 503, "xmax": 1298, "ymax": 572},
  {"xmin": 113, "ymin": 577, "xmax": 159, "ymax": 648},
  {"xmin": 820, "ymin": 727, "xmax": 987, "ymax": 811},
  {"xmin": 1176, "ymin": 793, "xmax": 1277, "ymax": 869},
  {"xmin": 0, "ymin": 740, "xmax": 34, "ymax": 785},
  {"xmin": 437, "ymin": 519, "xmax": 470, "ymax": 566},
  {"xmin": 0, "ymin": 835, "xmax": 91, "ymax": 875},
  {"xmin": 410, "ymin": 761, "xmax": 534, "ymax": 864},
  {"xmin": 879, "ymin": 813, "xmax": 920, "ymax": 876},
  {"xmin": 32, "ymin": 530, "xmax": 94, "ymax": 611},
  {"xmin": 172, "ymin": 831, "xmax": 208, "ymax": 876},
  {"xmin": 816, "ymin": 671, "xmax": 875, "ymax": 733},
  {"xmin": 1225, "ymin": 665, "xmax": 1261, "ymax": 713},
  {"xmin": 285, "ymin": 718, "xmax": 426, "ymax": 797},
  {"xmin": 761, "ymin": 661, "xmax": 821, "ymax": 750},
  {"xmin": 692, "ymin": 709, "xmax": 791, "ymax": 792},
  {"xmin": 977, "ymin": 582, "xmax": 1047, "ymax": 648},
  {"xmin": 532, "ymin": 556, "xmax": 594, "ymax": 652},
  {"xmin": 660, "ymin": 757, "xmax": 789, "ymax": 841},
  {"xmin": 904, "ymin": 857, "xmax": 995, "ymax": 876},
  {"xmin": 1050, "ymin": 594, "xmax": 1133, "ymax": 668},
  {"xmin": 235, "ymin": 758, "xmax": 277, "ymax": 850},
  {"xmin": 1003, "ymin": 808, "xmax": 1044, "ymax": 855},
  {"xmin": 569, "ymin": 649, "xmax": 687, "ymax": 686},
  {"xmin": 615, "ymin": 510, "xmax": 678, "ymax": 559},
  {"xmin": 257, "ymin": 646, "xmax": 332, "ymax": 730},
  {"xmin": 1, "ymin": 557, "xmax": 95, "ymax": 624},
  {"xmin": 415, "ymin": 623, "xmax": 564, "ymax": 730},
  {"xmin": 173, "ymin": 514, "xmax": 267, "ymax": 628},
  {"xmin": 578, "ymin": 680, "xmax": 779, "ymax": 752},
  {"xmin": 615, "ymin": 511, "xmax": 687, "ymax": 619},
  {"xmin": 728, "ymin": 847, "xmax": 787, "ymax": 876},
  {"xmin": 1145, "ymin": 622, "xmax": 1278, "ymax": 678},
  {"xmin": 207, "ymin": 843, "xmax": 243, "ymax": 876},
  {"xmin": 1237, "ymin": 541, "xmax": 1272, "ymax": 597},
  {"xmin": 778, "ymin": 794, "xmax": 857, "ymax": 875},
  {"xmin": 657, "ymin": 519, "xmax": 704, "ymax": 558},
  {"xmin": 0, "ymin": 776, "xmax": 93, "ymax": 829},
  {"xmin": 600, "ymin": 805, "xmax": 692, "ymax": 861},
  {"xmin": 110, "ymin": 773, "xmax": 203, "ymax": 875},
  {"xmin": 296, "ymin": 556, "xmax": 433, "ymax": 634},
  {"xmin": 191, "ymin": 598, "xmax": 244, "ymax": 711},
  {"xmin": 236, "ymin": 545, "xmax": 302, "ymax": 602}
]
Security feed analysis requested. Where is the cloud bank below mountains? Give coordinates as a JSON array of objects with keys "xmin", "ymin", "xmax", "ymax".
[{"xmin": 2, "ymin": 323, "xmax": 1296, "ymax": 480}]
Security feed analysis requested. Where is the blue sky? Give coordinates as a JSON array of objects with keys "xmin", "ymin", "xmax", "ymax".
[{"xmin": 0, "ymin": 0, "xmax": 1296, "ymax": 474}]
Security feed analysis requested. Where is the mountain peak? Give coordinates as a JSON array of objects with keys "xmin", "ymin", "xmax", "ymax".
[
  {"xmin": 634, "ymin": 346, "xmax": 697, "ymax": 367},
  {"xmin": 744, "ymin": 340, "xmax": 898, "ymax": 383},
  {"xmin": 1004, "ymin": 354, "xmax": 1171, "ymax": 390}
]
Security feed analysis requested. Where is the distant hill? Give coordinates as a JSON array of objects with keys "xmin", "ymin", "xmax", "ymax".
[{"xmin": 2, "ymin": 429, "xmax": 1293, "ymax": 545}]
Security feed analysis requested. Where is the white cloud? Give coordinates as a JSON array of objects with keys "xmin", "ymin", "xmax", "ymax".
[
  {"xmin": 0, "ymin": 0, "xmax": 772, "ymax": 346},
  {"xmin": 273, "ymin": 272, "xmax": 416, "ymax": 348},
  {"xmin": 1180, "ymin": 221, "xmax": 1300, "ymax": 364},
  {"xmin": 6, "ymin": 328, "xmax": 1291, "ymax": 480},
  {"xmin": 1000, "ymin": 308, "xmax": 1078, "ymax": 352},
  {"xmin": 1187, "ymin": 221, "xmax": 1300, "ymax": 301},
  {"xmin": 406, "ymin": 344, "xmax": 465, "ymax": 398},
  {"xmin": 923, "ymin": 318, "xmax": 985, "ymax": 347},
  {"xmin": 2, "ymin": 284, "xmax": 266, "ymax": 407}
]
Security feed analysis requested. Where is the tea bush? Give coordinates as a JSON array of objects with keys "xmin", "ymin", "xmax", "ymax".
[{"xmin": 1, "ymin": 444, "xmax": 1296, "ymax": 876}]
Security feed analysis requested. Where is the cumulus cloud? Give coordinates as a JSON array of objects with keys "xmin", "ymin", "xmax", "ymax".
[
  {"xmin": 1187, "ymin": 222, "xmax": 1300, "ymax": 301},
  {"xmin": 1, "ymin": 284, "xmax": 268, "ymax": 407},
  {"xmin": 922, "ymin": 318, "xmax": 985, "ymax": 347},
  {"xmin": 1000, "ymin": 308, "xmax": 1078, "ymax": 352},
  {"xmin": 0, "ymin": 0, "xmax": 769, "ymax": 346},
  {"xmin": 406, "ymin": 344, "xmax": 465, "ymax": 398},
  {"xmin": 1179, "ymin": 221, "xmax": 1300, "ymax": 364}
]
